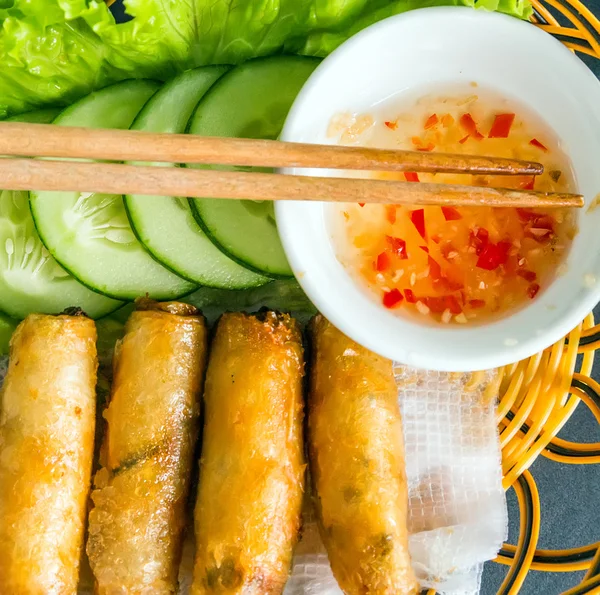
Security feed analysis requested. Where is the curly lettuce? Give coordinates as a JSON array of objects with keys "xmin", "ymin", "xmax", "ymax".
[{"xmin": 0, "ymin": 0, "xmax": 532, "ymax": 118}]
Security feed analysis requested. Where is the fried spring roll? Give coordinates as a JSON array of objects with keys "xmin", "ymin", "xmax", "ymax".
[
  {"xmin": 192, "ymin": 312, "xmax": 305, "ymax": 595},
  {"xmin": 308, "ymin": 315, "xmax": 419, "ymax": 595},
  {"xmin": 0, "ymin": 313, "xmax": 97, "ymax": 594},
  {"xmin": 87, "ymin": 300, "xmax": 208, "ymax": 594}
]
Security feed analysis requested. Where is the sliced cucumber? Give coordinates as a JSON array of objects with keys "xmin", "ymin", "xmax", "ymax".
[
  {"xmin": 125, "ymin": 67, "xmax": 267, "ymax": 289},
  {"xmin": 0, "ymin": 109, "xmax": 122, "ymax": 319},
  {"xmin": 29, "ymin": 81, "xmax": 196, "ymax": 301},
  {"xmin": 0, "ymin": 312, "xmax": 17, "ymax": 355},
  {"xmin": 6, "ymin": 108, "xmax": 62, "ymax": 123},
  {"xmin": 187, "ymin": 56, "xmax": 320, "ymax": 278}
]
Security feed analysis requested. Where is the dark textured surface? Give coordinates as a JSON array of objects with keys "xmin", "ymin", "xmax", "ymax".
[{"xmin": 482, "ymin": 311, "xmax": 600, "ymax": 595}]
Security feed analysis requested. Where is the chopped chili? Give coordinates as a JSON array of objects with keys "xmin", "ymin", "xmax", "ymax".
[
  {"xmin": 441, "ymin": 242, "xmax": 457, "ymax": 260},
  {"xmin": 441, "ymin": 276, "xmax": 464, "ymax": 292},
  {"xmin": 404, "ymin": 289, "xmax": 416, "ymax": 303},
  {"xmin": 386, "ymin": 235, "xmax": 408, "ymax": 259},
  {"xmin": 441, "ymin": 206, "xmax": 462, "ymax": 221},
  {"xmin": 417, "ymin": 143, "xmax": 436, "ymax": 152},
  {"xmin": 519, "ymin": 176, "xmax": 535, "ymax": 190},
  {"xmin": 419, "ymin": 245, "xmax": 429, "ymax": 253},
  {"xmin": 385, "ymin": 205, "xmax": 397, "ymax": 224},
  {"xmin": 376, "ymin": 252, "xmax": 390, "ymax": 271},
  {"xmin": 358, "ymin": 203, "xmax": 365, "ymax": 207},
  {"xmin": 527, "ymin": 283, "xmax": 540, "ymax": 299},
  {"xmin": 424, "ymin": 114, "xmax": 439, "ymax": 129},
  {"xmin": 384, "ymin": 121, "xmax": 397, "ymax": 130},
  {"xmin": 410, "ymin": 209, "xmax": 426, "ymax": 239},
  {"xmin": 382, "ymin": 288, "xmax": 403, "ymax": 308},
  {"xmin": 476, "ymin": 241, "xmax": 511, "ymax": 271},
  {"xmin": 488, "ymin": 113, "xmax": 515, "ymax": 138},
  {"xmin": 428, "ymin": 255, "xmax": 443, "ymax": 282},
  {"xmin": 469, "ymin": 299, "xmax": 486, "ymax": 309},
  {"xmin": 444, "ymin": 295, "xmax": 463, "ymax": 314},
  {"xmin": 459, "ymin": 113, "xmax": 484, "ymax": 140},
  {"xmin": 529, "ymin": 138, "xmax": 548, "ymax": 152},
  {"xmin": 422, "ymin": 296, "xmax": 446, "ymax": 313},
  {"xmin": 469, "ymin": 227, "xmax": 490, "ymax": 255},
  {"xmin": 459, "ymin": 135, "xmax": 470, "ymax": 144},
  {"xmin": 405, "ymin": 172, "xmax": 420, "ymax": 183},
  {"xmin": 517, "ymin": 269, "xmax": 537, "ymax": 282}
]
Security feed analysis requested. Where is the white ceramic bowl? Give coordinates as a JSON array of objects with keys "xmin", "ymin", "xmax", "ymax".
[{"xmin": 276, "ymin": 7, "xmax": 600, "ymax": 372}]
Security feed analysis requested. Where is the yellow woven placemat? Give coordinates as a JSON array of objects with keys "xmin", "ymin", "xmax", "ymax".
[{"xmin": 484, "ymin": 5, "xmax": 600, "ymax": 594}]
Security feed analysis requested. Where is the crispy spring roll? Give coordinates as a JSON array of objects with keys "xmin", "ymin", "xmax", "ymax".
[
  {"xmin": 0, "ymin": 313, "xmax": 97, "ymax": 594},
  {"xmin": 308, "ymin": 315, "xmax": 419, "ymax": 595},
  {"xmin": 87, "ymin": 300, "xmax": 208, "ymax": 594},
  {"xmin": 191, "ymin": 312, "xmax": 305, "ymax": 595}
]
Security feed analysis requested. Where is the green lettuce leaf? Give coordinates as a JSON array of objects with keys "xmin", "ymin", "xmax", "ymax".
[
  {"xmin": 0, "ymin": 0, "xmax": 125, "ymax": 117},
  {"xmin": 0, "ymin": 0, "xmax": 532, "ymax": 118}
]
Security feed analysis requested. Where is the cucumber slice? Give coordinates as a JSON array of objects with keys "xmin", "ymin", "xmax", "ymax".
[
  {"xmin": 0, "ymin": 109, "xmax": 122, "ymax": 319},
  {"xmin": 0, "ymin": 312, "xmax": 17, "ymax": 355},
  {"xmin": 30, "ymin": 81, "xmax": 196, "ymax": 300},
  {"xmin": 125, "ymin": 67, "xmax": 267, "ymax": 289},
  {"xmin": 187, "ymin": 56, "xmax": 320, "ymax": 278},
  {"xmin": 6, "ymin": 108, "xmax": 62, "ymax": 123}
]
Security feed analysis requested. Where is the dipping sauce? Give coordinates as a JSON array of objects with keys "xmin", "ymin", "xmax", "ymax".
[{"xmin": 331, "ymin": 87, "xmax": 577, "ymax": 324}]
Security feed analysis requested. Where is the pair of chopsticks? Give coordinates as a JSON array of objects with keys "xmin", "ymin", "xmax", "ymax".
[{"xmin": 0, "ymin": 122, "xmax": 583, "ymax": 208}]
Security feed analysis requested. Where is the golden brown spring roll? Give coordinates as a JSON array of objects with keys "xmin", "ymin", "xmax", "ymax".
[
  {"xmin": 191, "ymin": 312, "xmax": 305, "ymax": 595},
  {"xmin": 0, "ymin": 313, "xmax": 97, "ymax": 594},
  {"xmin": 308, "ymin": 315, "xmax": 419, "ymax": 595},
  {"xmin": 87, "ymin": 300, "xmax": 208, "ymax": 594}
]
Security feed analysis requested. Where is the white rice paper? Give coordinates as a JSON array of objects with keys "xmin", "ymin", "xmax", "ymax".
[{"xmin": 283, "ymin": 366, "xmax": 507, "ymax": 595}]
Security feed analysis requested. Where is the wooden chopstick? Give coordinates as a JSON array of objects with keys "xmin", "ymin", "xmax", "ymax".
[
  {"xmin": 0, "ymin": 122, "xmax": 543, "ymax": 176},
  {"xmin": 0, "ymin": 158, "xmax": 583, "ymax": 208}
]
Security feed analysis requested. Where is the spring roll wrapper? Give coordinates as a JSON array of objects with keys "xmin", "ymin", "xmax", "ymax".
[
  {"xmin": 87, "ymin": 304, "xmax": 208, "ymax": 594},
  {"xmin": 191, "ymin": 312, "xmax": 305, "ymax": 595},
  {"xmin": 0, "ymin": 314, "xmax": 97, "ymax": 594},
  {"xmin": 307, "ymin": 315, "xmax": 419, "ymax": 595}
]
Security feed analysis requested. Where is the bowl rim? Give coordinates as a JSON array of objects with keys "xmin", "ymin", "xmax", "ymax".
[{"xmin": 276, "ymin": 6, "xmax": 600, "ymax": 371}]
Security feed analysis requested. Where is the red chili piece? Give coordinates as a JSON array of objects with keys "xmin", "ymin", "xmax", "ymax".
[
  {"xmin": 424, "ymin": 114, "xmax": 439, "ymax": 129},
  {"xmin": 519, "ymin": 176, "xmax": 535, "ymax": 190},
  {"xmin": 410, "ymin": 209, "xmax": 426, "ymax": 239},
  {"xmin": 459, "ymin": 113, "xmax": 484, "ymax": 140},
  {"xmin": 527, "ymin": 283, "xmax": 541, "ymax": 299},
  {"xmin": 469, "ymin": 227, "xmax": 490, "ymax": 256},
  {"xmin": 441, "ymin": 206, "xmax": 462, "ymax": 221},
  {"xmin": 405, "ymin": 172, "xmax": 420, "ymax": 183},
  {"xmin": 517, "ymin": 269, "xmax": 537, "ymax": 282},
  {"xmin": 488, "ymin": 113, "xmax": 515, "ymax": 138},
  {"xmin": 529, "ymin": 138, "xmax": 548, "ymax": 152},
  {"xmin": 469, "ymin": 299, "xmax": 486, "ymax": 309},
  {"xmin": 383, "ymin": 288, "xmax": 404, "ymax": 308},
  {"xmin": 385, "ymin": 205, "xmax": 397, "ymax": 224},
  {"xmin": 386, "ymin": 236, "xmax": 408, "ymax": 259},
  {"xmin": 476, "ymin": 241, "xmax": 511, "ymax": 271},
  {"xmin": 376, "ymin": 252, "xmax": 390, "ymax": 271}
]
